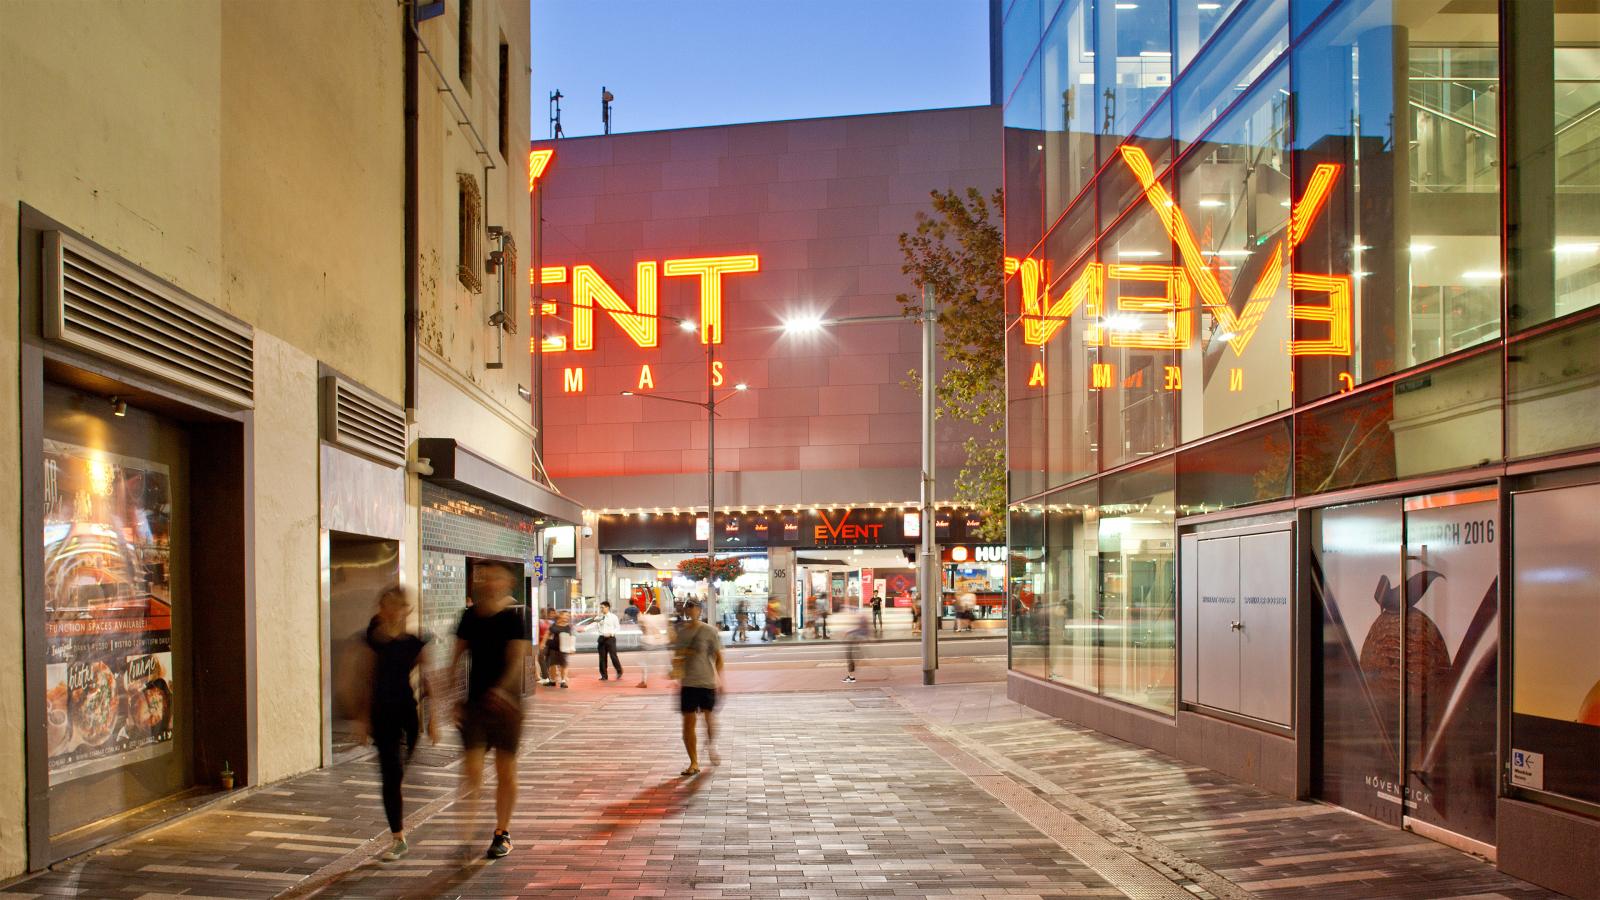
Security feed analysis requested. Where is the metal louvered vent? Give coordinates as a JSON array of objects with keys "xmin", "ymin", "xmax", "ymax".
[
  {"xmin": 322, "ymin": 375, "xmax": 407, "ymax": 467},
  {"xmin": 43, "ymin": 230, "xmax": 254, "ymax": 407}
]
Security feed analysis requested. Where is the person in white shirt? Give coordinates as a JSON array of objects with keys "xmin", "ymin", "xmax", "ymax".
[
  {"xmin": 584, "ymin": 600, "xmax": 624, "ymax": 681},
  {"xmin": 634, "ymin": 603, "xmax": 671, "ymax": 687}
]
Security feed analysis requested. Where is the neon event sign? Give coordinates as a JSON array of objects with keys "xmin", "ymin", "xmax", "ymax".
[
  {"xmin": 529, "ymin": 254, "xmax": 759, "ymax": 393},
  {"xmin": 1007, "ymin": 146, "xmax": 1354, "ymax": 389}
]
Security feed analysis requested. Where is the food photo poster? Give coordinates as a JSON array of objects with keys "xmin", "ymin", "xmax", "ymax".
[{"xmin": 42, "ymin": 440, "xmax": 175, "ymax": 782}]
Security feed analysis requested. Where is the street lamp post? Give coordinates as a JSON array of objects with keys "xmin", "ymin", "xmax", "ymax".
[
  {"xmin": 622, "ymin": 318, "xmax": 746, "ymax": 627},
  {"xmin": 783, "ymin": 283, "xmax": 940, "ymax": 684}
]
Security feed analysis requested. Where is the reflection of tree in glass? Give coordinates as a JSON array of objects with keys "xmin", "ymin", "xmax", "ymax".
[{"xmin": 1296, "ymin": 393, "xmax": 1397, "ymax": 494}]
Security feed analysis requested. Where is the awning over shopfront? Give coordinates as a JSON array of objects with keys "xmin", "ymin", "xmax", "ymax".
[{"xmin": 416, "ymin": 437, "xmax": 584, "ymax": 526}]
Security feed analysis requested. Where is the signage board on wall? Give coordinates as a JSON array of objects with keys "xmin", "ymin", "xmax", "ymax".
[
  {"xmin": 598, "ymin": 507, "xmax": 990, "ymax": 552},
  {"xmin": 42, "ymin": 441, "xmax": 176, "ymax": 783}
]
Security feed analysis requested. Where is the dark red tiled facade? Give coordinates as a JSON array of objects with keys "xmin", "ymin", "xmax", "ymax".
[{"xmin": 533, "ymin": 106, "xmax": 1000, "ymax": 509}]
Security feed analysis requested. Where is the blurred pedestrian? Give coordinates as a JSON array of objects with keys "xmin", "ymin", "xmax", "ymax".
[
  {"xmin": 762, "ymin": 597, "xmax": 781, "ymax": 641},
  {"xmin": 536, "ymin": 609, "xmax": 554, "ymax": 685},
  {"xmin": 733, "ymin": 599, "xmax": 749, "ymax": 642},
  {"xmin": 672, "ymin": 599, "xmax": 723, "ymax": 775},
  {"xmin": 635, "ymin": 602, "xmax": 671, "ymax": 687},
  {"xmin": 452, "ymin": 560, "xmax": 530, "ymax": 859},
  {"xmin": 355, "ymin": 585, "xmax": 436, "ymax": 862},
  {"xmin": 543, "ymin": 610, "xmax": 572, "ymax": 688},
  {"xmin": 841, "ymin": 605, "xmax": 869, "ymax": 684},
  {"xmin": 870, "ymin": 594, "xmax": 883, "ymax": 635},
  {"xmin": 910, "ymin": 590, "xmax": 922, "ymax": 636}
]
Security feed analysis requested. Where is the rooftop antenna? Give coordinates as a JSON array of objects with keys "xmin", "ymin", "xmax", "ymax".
[
  {"xmin": 601, "ymin": 86, "xmax": 614, "ymax": 135},
  {"xmin": 549, "ymin": 89, "xmax": 564, "ymax": 139}
]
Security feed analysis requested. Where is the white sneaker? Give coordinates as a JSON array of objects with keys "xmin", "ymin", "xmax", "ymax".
[{"xmin": 842, "ymin": 674, "xmax": 856, "ymax": 683}]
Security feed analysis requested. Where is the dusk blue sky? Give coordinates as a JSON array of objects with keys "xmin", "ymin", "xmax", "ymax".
[{"xmin": 530, "ymin": 0, "xmax": 992, "ymax": 138}]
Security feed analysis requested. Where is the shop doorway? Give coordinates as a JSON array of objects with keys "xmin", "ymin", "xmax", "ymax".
[
  {"xmin": 327, "ymin": 537, "xmax": 400, "ymax": 761},
  {"xmin": 40, "ymin": 383, "xmax": 193, "ymax": 842},
  {"xmin": 1312, "ymin": 488, "xmax": 1500, "ymax": 852}
]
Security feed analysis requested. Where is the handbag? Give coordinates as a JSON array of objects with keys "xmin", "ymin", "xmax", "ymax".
[{"xmin": 558, "ymin": 630, "xmax": 576, "ymax": 654}]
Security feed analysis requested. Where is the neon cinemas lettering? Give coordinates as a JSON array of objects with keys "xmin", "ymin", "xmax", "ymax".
[
  {"xmin": 535, "ymin": 253, "xmax": 759, "ymax": 352},
  {"xmin": 1006, "ymin": 147, "xmax": 1351, "ymax": 358}
]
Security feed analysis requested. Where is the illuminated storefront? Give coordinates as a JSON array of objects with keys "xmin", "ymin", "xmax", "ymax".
[{"xmin": 1001, "ymin": 1, "xmax": 1600, "ymax": 893}]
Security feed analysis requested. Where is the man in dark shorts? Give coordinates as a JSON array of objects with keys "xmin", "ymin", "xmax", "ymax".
[
  {"xmin": 672, "ymin": 599, "xmax": 723, "ymax": 776},
  {"xmin": 452, "ymin": 560, "xmax": 530, "ymax": 859}
]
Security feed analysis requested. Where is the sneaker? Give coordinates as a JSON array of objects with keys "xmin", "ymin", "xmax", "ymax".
[
  {"xmin": 842, "ymin": 674, "xmax": 856, "ymax": 683},
  {"xmin": 560, "ymin": 681, "xmax": 569, "ymax": 689},
  {"xmin": 486, "ymin": 831, "xmax": 512, "ymax": 859},
  {"xmin": 382, "ymin": 837, "xmax": 408, "ymax": 861},
  {"xmin": 599, "ymin": 675, "xmax": 608, "ymax": 681}
]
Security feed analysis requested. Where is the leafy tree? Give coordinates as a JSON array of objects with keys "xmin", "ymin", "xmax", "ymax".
[{"xmin": 897, "ymin": 187, "xmax": 1007, "ymax": 543}]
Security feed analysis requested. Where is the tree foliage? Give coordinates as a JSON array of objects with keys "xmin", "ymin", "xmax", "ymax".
[{"xmin": 897, "ymin": 188, "xmax": 1007, "ymax": 543}]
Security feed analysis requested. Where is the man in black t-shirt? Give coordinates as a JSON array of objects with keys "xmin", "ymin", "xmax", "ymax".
[{"xmin": 452, "ymin": 560, "xmax": 530, "ymax": 860}]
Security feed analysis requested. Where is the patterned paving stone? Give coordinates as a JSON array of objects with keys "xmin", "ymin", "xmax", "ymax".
[{"xmin": 1, "ymin": 674, "xmax": 1572, "ymax": 899}]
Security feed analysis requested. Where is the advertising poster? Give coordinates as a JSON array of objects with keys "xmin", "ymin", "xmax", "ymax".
[
  {"xmin": 1401, "ymin": 492, "xmax": 1500, "ymax": 845},
  {"xmin": 42, "ymin": 440, "xmax": 175, "ymax": 783},
  {"xmin": 1313, "ymin": 499, "xmax": 1404, "ymax": 827},
  {"xmin": 1512, "ymin": 483, "xmax": 1600, "ymax": 806},
  {"xmin": 1314, "ymin": 493, "xmax": 1501, "ymax": 843}
]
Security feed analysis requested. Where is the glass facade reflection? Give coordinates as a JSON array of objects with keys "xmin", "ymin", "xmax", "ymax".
[{"xmin": 1003, "ymin": 0, "xmax": 1600, "ymax": 724}]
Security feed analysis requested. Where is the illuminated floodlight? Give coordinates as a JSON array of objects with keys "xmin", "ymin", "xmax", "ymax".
[
  {"xmin": 1102, "ymin": 314, "xmax": 1144, "ymax": 332},
  {"xmin": 1116, "ymin": 249, "xmax": 1163, "ymax": 259},
  {"xmin": 679, "ymin": 318, "xmax": 698, "ymax": 332},
  {"xmin": 783, "ymin": 315, "xmax": 826, "ymax": 334},
  {"xmin": 620, "ymin": 390, "xmax": 636, "ymax": 396},
  {"xmin": 1197, "ymin": 198, "xmax": 1225, "ymax": 208},
  {"xmin": 1198, "ymin": 2, "xmax": 1222, "ymax": 9}
]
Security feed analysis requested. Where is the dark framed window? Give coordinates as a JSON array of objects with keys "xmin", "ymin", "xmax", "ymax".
[
  {"xmin": 497, "ymin": 41, "xmax": 510, "ymax": 159},
  {"xmin": 458, "ymin": 0, "xmax": 472, "ymax": 92},
  {"xmin": 458, "ymin": 174, "xmax": 482, "ymax": 293}
]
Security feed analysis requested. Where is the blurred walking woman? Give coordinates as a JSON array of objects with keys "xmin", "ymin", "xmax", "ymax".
[
  {"xmin": 543, "ymin": 609, "xmax": 572, "ymax": 688},
  {"xmin": 359, "ymin": 585, "xmax": 435, "ymax": 861}
]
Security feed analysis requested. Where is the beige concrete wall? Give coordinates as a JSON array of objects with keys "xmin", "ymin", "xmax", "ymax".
[
  {"xmin": 0, "ymin": 0, "xmax": 410, "ymax": 876},
  {"xmin": 412, "ymin": 0, "xmax": 536, "ymax": 479},
  {"xmin": 219, "ymin": 1, "xmax": 406, "ymax": 404},
  {"xmin": 250, "ymin": 334, "xmax": 324, "ymax": 782}
]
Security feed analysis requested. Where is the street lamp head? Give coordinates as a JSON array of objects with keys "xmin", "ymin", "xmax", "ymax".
[
  {"xmin": 782, "ymin": 315, "xmax": 825, "ymax": 334},
  {"xmin": 620, "ymin": 390, "xmax": 635, "ymax": 396},
  {"xmin": 678, "ymin": 319, "xmax": 698, "ymax": 332},
  {"xmin": 734, "ymin": 382, "xmax": 748, "ymax": 391}
]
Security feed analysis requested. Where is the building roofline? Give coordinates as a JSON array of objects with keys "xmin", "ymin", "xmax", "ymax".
[{"xmin": 531, "ymin": 102, "xmax": 998, "ymax": 147}]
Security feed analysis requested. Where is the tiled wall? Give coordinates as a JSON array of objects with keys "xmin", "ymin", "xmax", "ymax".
[{"xmin": 535, "ymin": 105, "xmax": 1002, "ymax": 489}]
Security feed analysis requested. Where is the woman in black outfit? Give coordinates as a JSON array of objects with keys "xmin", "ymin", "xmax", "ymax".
[
  {"xmin": 360, "ymin": 585, "xmax": 435, "ymax": 861},
  {"xmin": 543, "ymin": 609, "xmax": 572, "ymax": 687}
]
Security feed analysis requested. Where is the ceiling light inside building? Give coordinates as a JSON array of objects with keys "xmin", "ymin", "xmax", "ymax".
[
  {"xmin": 1462, "ymin": 270, "xmax": 1502, "ymax": 281},
  {"xmin": 1556, "ymin": 242, "xmax": 1600, "ymax": 255},
  {"xmin": 1410, "ymin": 243, "xmax": 1435, "ymax": 254}
]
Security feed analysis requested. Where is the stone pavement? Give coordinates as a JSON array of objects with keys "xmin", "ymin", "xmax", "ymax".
[{"xmin": 1, "ymin": 659, "xmax": 1563, "ymax": 899}]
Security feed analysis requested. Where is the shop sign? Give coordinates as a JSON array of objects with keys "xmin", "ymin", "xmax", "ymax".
[
  {"xmin": 43, "ymin": 441, "xmax": 176, "ymax": 782},
  {"xmin": 598, "ymin": 507, "xmax": 989, "ymax": 551},
  {"xmin": 974, "ymin": 545, "xmax": 1006, "ymax": 563}
]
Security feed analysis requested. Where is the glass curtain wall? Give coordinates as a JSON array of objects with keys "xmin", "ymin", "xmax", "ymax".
[{"xmin": 1002, "ymin": 0, "xmax": 1590, "ymax": 721}]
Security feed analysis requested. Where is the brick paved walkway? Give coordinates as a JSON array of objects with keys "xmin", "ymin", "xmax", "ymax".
[{"xmin": 1, "ymin": 664, "xmax": 1563, "ymax": 899}]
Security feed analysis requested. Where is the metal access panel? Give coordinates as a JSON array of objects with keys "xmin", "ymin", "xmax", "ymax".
[
  {"xmin": 1179, "ymin": 532, "xmax": 1199, "ymax": 705},
  {"xmin": 1239, "ymin": 530, "xmax": 1293, "ymax": 726},
  {"xmin": 1196, "ymin": 536, "xmax": 1241, "ymax": 713}
]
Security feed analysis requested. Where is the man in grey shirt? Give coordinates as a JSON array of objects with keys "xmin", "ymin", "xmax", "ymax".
[{"xmin": 673, "ymin": 599, "xmax": 724, "ymax": 776}]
